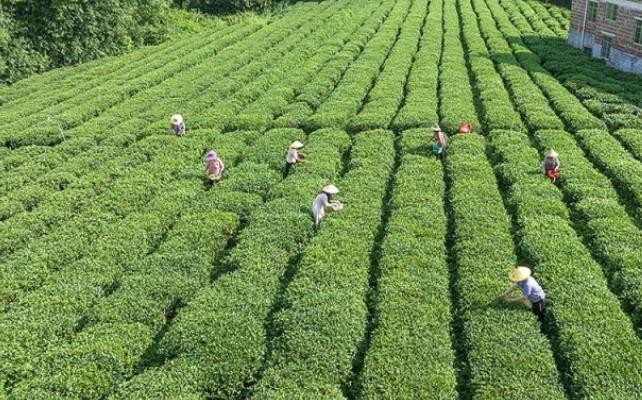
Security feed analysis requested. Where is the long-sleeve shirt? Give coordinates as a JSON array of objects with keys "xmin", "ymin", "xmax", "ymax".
[
  {"xmin": 516, "ymin": 277, "xmax": 546, "ymax": 303},
  {"xmin": 171, "ymin": 122, "xmax": 185, "ymax": 136},
  {"xmin": 286, "ymin": 148, "xmax": 299, "ymax": 164},
  {"xmin": 432, "ymin": 131, "xmax": 446, "ymax": 147},
  {"xmin": 311, "ymin": 192, "xmax": 330, "ymax": 224},
  {"xmin": 541, "ymin": 157, "xmax": 560, "ymax": 173}
]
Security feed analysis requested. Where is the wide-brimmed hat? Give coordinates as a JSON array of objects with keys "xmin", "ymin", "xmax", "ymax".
[
  {"xmin": 170, "ymin": 114, "xmax": 183, "ymax": 125},
  {"xmin": 509, "ymin": 266, "xmax": 532, "ymax": 282},
  {"xmin": 322, "ymin": 184, "xmax": 339, "ymax": 194},
  {"xmin": 432, "ymin": 124, "xmax": 442, "ymax": 132},
  {"xmin": 545, "ymin": 149, "xmax": 558, "ymax": 158},
  {"xmin": 290, "ymin": 141, "xmax": 304, "ymax": 149},
  {"xmin": 205, "ymin": 151, "xmax": 218, "ymax": 161}
]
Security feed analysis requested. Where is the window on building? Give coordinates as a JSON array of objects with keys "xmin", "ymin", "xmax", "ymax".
[
  {"xmin": 605, "ymin": 3, "xmax": 618, "ymax": 21},
  {"xmin": 588, "ymin": 1, "xmax": 598, "ymax": 22},
  {"xmin": 635, "ymin": 20, "xmax": 642, "ymax": 45},
  {"xmin": 600, "ymin": 35, "xmax": 613, "ymax": 59}
]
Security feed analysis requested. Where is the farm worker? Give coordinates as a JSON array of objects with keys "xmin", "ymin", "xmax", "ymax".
[
  {"xmin": 204, "ymin": 151, "xmax": 224, "ymax": 181},
  {"xmin": 285, "ymin": 140, "xmax": 307, "ymax": 176},
  {"xmin": 311, "ymin": 184, "xmax": 343, "ymax": 228},
  {"xmin": 499, "ymin": 266, "xmax": 547, "ymax": 324},
  {"xmin": 541, "ymin": 149, "xmax": 560, "ymax": 183},
  {"xmin": 170, "ymin": 114, "xmax": 185, "ymax": 137},
  {"xmin": 431, "ymin": 124, "xmax": 446, "ymax": 159},
  {"xmin": 286, "ymin": 141, "xmax": 307, "ymax": 164},
  {"xmin": 458, "ymin": 122, "xmax": 473, "ymax": 134}
]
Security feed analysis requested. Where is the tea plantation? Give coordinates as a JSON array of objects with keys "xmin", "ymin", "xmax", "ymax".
[{"xmin": 1, "ymin": 0, "xmax": 642, "ymax": 398}]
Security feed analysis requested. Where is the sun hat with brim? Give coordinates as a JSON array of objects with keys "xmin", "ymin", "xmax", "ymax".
[
  {"xmin": 509, "ymin": 266, "xmax": 532, "ymax": 282},
  {"xmin": 545, "ymin": 149, "xmax": 558, "ymax": 158},
  {"xmin": 290, "ymin": 141, "xmax": 304, "ymax": 149},
  {"xmin": 170, "ymin": 114, "xmax": 183, "ymax": 125},
  {"xmin": 205, "ymin": 151, "xmax": 218, "ymax": 161},
  {"xmin": 322, "ymin": 184, "xmax": 339, "ymax": 194},
  {"xmin": 432, "ymin": 124, "xmax": 442, "ymax": 132}
]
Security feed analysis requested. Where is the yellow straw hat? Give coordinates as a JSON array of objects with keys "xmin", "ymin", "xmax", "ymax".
[
  {"xmin": 290, "ymin": 141, "xmax": 304, "ymax": 149},
  {"xmin": 322, "ymin": 184, "xmax": 339, "ymax": 194},
  {"xmin": 545, "ymin": 149, "xmax": 558, "ymax": 158},
  {"xmin": 170, "ymin": 114, "xmax": 183, "ymax": 125},
  {"xmin": 509, "ymin": 266, "xmax": 532, "ymax": 282}
]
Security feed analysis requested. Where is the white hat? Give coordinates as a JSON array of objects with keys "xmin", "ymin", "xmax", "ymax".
[
  {"xmin": 290, "ymin": 141, "xmax": 304, "ymax": 149},
  {"xmin": 322, "ymin": 184, "xmax": 339, "ymax": 194},
  {"xmin": 170, "ymin": 114, "xmax": 183, "ymax": 125},
  {"xmin": 432, "ymin": 124, "xmax": 442, "ymax": 131},
  {"xmin": 545, "ymin": 149, "xmax": 558, "ymax": 158},
  {"xmin": 509, "ymin": 266, "xmax": 532, "ymax": 282}
]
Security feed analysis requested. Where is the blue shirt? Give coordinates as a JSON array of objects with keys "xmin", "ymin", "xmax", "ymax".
[{"xmin": 517, "ymin": 277, "xmax": 545, "ymax": 303}]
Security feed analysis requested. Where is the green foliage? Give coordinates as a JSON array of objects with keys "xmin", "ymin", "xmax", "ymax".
[
  {"xmin": 113, "ymin": 128, "xmax": 350, "ymax": 398},
  {"xmin": 482, "ymin": 0, "xmax": 605, "ymax": 132},
  {"xmin": 179, "ymin": 0, "xmax": 272, "ymax": 15},
  {"xmin": 253, "ymin": 130, "xmax": 395, "ymax": 398},
  {"xmin": 535, "ymin": 129, "xmax": 642, "ymax": 331},
  {"xmin": 574, "ymin": 129, "xmax": 642, "ymax": 219},
  {"xmin": 2, "ymin": 0, "xmax": 642, "ymax": 397},
  {"xmin": 488, "ymin": 129, "xmax": 642, "ymax": 398},
  {"xmin": 391, "ymin": 0, "xmax": 441, "ymax": 131},
  {"xmin": 470, "ymin": 0, "xmax": 564, "ymax": 132},
  {"xmin": 439, "ymin": 0, "xmax": 480, "ymax": 134},
  {"xmin": 498, "ymin": 0, "xmax": 642, "ymax": 128},
  {"xmin": 446, "ymin": 134, "xmax": 565, "ymax": 399},
  {"xmin": 459, "ymin": 0, "xmax": 523, "ymax": 132},
  {"xmin": 196, "ymin": 0, "xmax": 351, "ymax": 132},
  {"xmin": 348, "ymin": 0, "xmax": 427, "ymax": 132},
  {"xmin": 360, "ymin": 130, "xmax": 457, "ymax": 399},
  {"xmin": 613, "ymin": 129, "xmax": 642, "ymax": 160},
  {"xmin": 0, "ymin": 0, "xmax": 170, "ymax": 84},
  {"xmin": 306, "ymin": 0, "xmax": 412, "ymax": 130}
]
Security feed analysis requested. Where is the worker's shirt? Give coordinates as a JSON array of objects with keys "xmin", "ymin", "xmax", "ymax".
[
  {"xmin": 433, "ymin": 132, "xmax": 446, "ymax": 147},
  {"xmin": 517, "ymin": 277, "xmax": 545, "ymax": 303},
  {"xmin": 311, "ymin": 192, "xmax": 329, "ymax": 216},
  {"xmin": 286, "ymin": 148, "xmax": 298, "ymax": 164},
  {"xmin": 171, "ymin": 122, "xmax": 185, "ymax": 135},
  {"xmin": 205, "ymin": 159, "xmax": 223, "ymax": 175},
  {"xmin": 542, "ymin": 157, "xmax": 560, "ymax": 172}
]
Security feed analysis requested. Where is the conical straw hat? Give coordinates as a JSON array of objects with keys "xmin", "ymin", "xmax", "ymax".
[
  {"xmin": 290, "ymin": 141, "xmax": 304, "ymax": 149},
  {"xmin": 545, "ymin": 149, "xmax": 558, "ymax": 158},
  {"xmin": 509, "ymin": 266, "xmax": 532, "ymax": 282},
  {"xmin": 432, "ymin": 123, "xmax": 441, "ymax": 131},
  {"xmin": 170, "ymin": 114, "xmax": 183, "ymax": 125},
  {"xmin": 322, "ymin": 184, "xmax": 339, "ymax": 194}
]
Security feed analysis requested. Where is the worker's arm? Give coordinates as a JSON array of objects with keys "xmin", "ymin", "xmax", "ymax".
[
  {"xmin": 505, "ymin": 294, "xmax": 527, "ymax": 303},
  {"xmin": 499, "ymin": 284, "xmax": 518, "ymax": 299}
]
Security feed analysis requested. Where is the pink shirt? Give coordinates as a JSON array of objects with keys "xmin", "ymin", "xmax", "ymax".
[
  {"xmin": 432, "ymin": 131, "xmax": 446, "ymax": 147},
  {"xmin": 205, "ymin": 159, "xmax": 224, "ymax": 175}
]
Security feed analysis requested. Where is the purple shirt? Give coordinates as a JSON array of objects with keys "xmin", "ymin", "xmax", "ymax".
[
  {"xmin": 517, "ymin": 277, "xmax": 545, "ymax": 303},
  {"xmin": 171, "ymin": 122, "xmax": 185, "ymax": 135},
  {"xmin": 541, "ymin": 157, "xmax": 560, "ymax": 172}
]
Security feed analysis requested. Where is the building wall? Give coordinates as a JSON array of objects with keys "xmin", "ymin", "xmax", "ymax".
[{"xmin": 569, "ymin": 0, "xmax": 642, "ymax": 74}]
